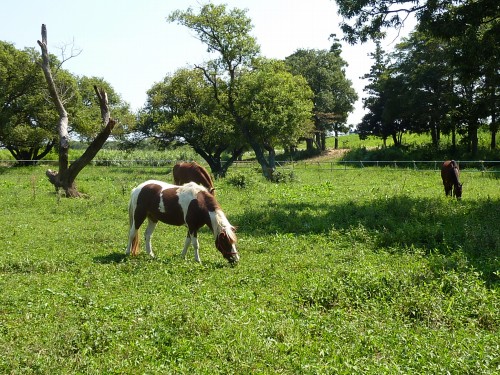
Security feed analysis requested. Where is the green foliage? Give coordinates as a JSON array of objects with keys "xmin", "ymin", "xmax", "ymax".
[
  {"xmin": 140, "ymin": 67, "xmax": 244, "ymax": 176},
  {"xmin": 0, "ymin": 40, "xmax": 133, "ymax": 163},
  {"xmin": 285, "ymin": 47, "xmax": 358, "ymax": 137},
  {"xmin": 335, "ymin": 0, "xmax": 498, "ymax": 44},
  {"xmin": 168, "ymin": 4, "xmax": 260, "ymax": 69},
  {"xmin": 73, "ymin": 76, "xmax": 134, "ymax": 140},
  {"xmin": 337, "ymin": 0, "xmax": 499, "ymax": 155},
  {"xmin": 226, "ymin": 171, "xmax": 250, "ymax": 188},
  {"xmin": 167, "ymin": 5, "xmax": 322, "ymax": 177},
  {"xmin": 270, "ymin": 169, "xmax": 297, "ymax": 183},
  {"xmin": 0, "ymin": 164, "xmax": 498, "ymax": 373},
  {"xmin": 237, "ymin": 59, "xmax": 315, "ymax": 149},
  {"xmin": 0, "ymin": 41, "xmax": 58, "ymax": 161}
]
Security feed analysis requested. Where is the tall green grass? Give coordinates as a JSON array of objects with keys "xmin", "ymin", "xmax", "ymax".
[{"xmin": 0, "ymin": 164, "xmax": 498, "ymax": 374}]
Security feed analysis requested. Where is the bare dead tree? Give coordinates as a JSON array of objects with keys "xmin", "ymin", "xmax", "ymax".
[{"xmin": 37, "ymin": 24, "xmax": 116, "ymax": 197}]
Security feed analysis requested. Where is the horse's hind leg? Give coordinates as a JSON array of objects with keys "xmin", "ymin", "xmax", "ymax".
[
  {"xmin": 125, "ymin": 226, "xmax": 137, "ymax": 255},
  {"xmin": 181, "ymin": 230, "xmax": 191, "ymax": 259},
  {"xmin": 144, "ymin": 219, "xmax": 157, "ymax": 257}
]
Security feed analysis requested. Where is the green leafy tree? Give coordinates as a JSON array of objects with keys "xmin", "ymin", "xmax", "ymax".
[
  {"xmin": 334, "ymin": 0, "xmax": 499, "ymax": 43},
  {"xmin": 358, "ymin": 42, "xmax": 395, "ymax": 146},
  {"xmin": 169, "ymin": 4, "xmax": 313, "ymax": 179},
  {"xmin": 335, "ymin": 0, "xmax": 499, "ymax": 152},
  {"xmin": 237, "ymin": 59, "xmax": 314, "ymax": 171},
  {"xmin": 0, "ymin": 41, "xmax": 59, "ymax": 164},
  {"xmin": 446, "ymin": 24, "xmax": 498, "ymax": 154},
  {"xmin": 0, "ymin": 40, "xmax": 132, "ymax": 167},
  {"xmin": 73, "ymin": 76, "xmax": 134, "ymax": 141},
  {"xmin": 391, "ymin": 29, "xmax": 495, "ymax": 154},
  {"xmin": 141, "ymin": 68, "xmax": 244, "ymax": 177},
  {"xmin": 285, "ymin": 39, "xmax": 357, "ymax": 151},
  {"xmin": 391, "ymin": 32, "xmax": 455, "ymax": 147}
]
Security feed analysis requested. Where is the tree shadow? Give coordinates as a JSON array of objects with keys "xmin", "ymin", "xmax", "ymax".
[
  {"xmin": 234, "ymin": 195, "xmax": 499, "ymax": 285},
  {"xmin": 93, "ymin": 252, "xmax": 128, "ymax": 264}
]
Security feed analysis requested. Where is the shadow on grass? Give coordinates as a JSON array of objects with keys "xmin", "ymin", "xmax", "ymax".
[
  {"xmin": 93, "ymin": 252, "xmax": 128, "ymax": 264},
  {"xmin": 235, "ymin": 196, "xmax": 500, "ymax": 285}
]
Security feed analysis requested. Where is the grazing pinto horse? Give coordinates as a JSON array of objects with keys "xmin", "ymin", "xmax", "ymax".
[
  {"xmin": 441, "ymin": 160, "xmax": 463, "ymax": 199},
  {"xmin": 126, "ymin": 180, "xmax": 239, "ymax": 264},
  {"xmin": 173, "ymin": 161, "xmax": 215, "ymax": 195}
]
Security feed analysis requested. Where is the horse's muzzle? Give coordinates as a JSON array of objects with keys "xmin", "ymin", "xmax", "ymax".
[{"xmin": 228, "ymin": 253, "xmax": 240, "ymax": 264}]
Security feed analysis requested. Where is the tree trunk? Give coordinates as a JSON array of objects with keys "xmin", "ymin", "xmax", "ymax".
[
  {"xmin": 469, "ymin": 121, "xmax": 479, "ymax": 156},
  {"xmin": 392, "ymin": 132, "xmax": 399, "ymax": 146},
  {"xmin": 491, "ymin": 98, "xmax": 497, "ymax": 150},
  {"xmin": 305, "ymin": 138, "xmax": 314, "ymax": 152},
  {"xmin": 38, "ymin": 24, "xmax": 115, "ymax": 197},
  {"xmin": 195, "ymin": 146, "xmax": 244, "ymax": 178},
  {"xmin": 430, "ymin": 121, "xmax": 439, "ymax": 147},
  {"xmin": 321, "ymin": 132, "xmax": 326, "ymax": 151},
  {"xmin": 451, "ymin": 125, "xmax": 457, "ymax": 151}
]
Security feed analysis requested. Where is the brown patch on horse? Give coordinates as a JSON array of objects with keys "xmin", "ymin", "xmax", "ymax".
[
  {"xmin": 173, "ymin": 162, "xmax": 215, "ymax": 195},
  {"xmin": 184, "ymin": 190, "xmax": 220, "ymax": 232},
  {"xmin": 136, "ymin": 183, "xmax": 185, "ymax": 226},
  {"xmin": 441, "ymin": 160, "xmax": 462, "ymax": 199}
]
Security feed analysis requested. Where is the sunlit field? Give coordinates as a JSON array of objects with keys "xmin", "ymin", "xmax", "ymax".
[{"xmin": 0, "ymin": 163, "xmax": 498, "ymax": 374}]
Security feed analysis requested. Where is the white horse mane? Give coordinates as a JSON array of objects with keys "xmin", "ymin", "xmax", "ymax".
[{"xmin": 209, "ymin": 210, "xmax": 237, "ymax": 242}]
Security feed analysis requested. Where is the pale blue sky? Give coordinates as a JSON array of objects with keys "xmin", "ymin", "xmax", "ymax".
[{"xmin": 0, "ymin": 0, "xmax": 415, "ymax": 125}]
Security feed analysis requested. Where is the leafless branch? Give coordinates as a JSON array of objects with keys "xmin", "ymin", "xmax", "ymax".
[
  {"xmin": 54, "ymin": 39, "xmax": 82, "ymax": 72},
  {"xmin": 195, "ymin": 64, "xmax": 220, "ymax": 103}
]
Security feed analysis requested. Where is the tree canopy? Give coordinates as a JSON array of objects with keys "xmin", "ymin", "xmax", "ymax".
[
  {"xmin": 335, "ymin": 0, "xmax": 499, "ymax": 44},
  {"xmin": 0, "ymin": 40, "xmax": 133, "ymax": 164},
  {"xmin": 285, "ymin": 43, "xmax": 357, "ymax": 150},
  {"xmin": 140, "ymin": 68, "xmax": 244, "ymax": 177},
  {"xmin": 359, "ymin": 29, "xmax": 499, "ymax": 154},
  {"xmin": 336, "ymin": 0, "xmax": 499, "ymax": 154},
  {"xmin": 167, "ymin": 4, "xmax": 316, "ymax": 179},
  {"xmin": 0, "ymin": 41, "xmax": 59, "ymax": 163}
]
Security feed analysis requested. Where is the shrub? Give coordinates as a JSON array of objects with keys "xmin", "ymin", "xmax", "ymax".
[{"xmin": 226, "ymin": 171, "xmax": 249, "ymax": 188}]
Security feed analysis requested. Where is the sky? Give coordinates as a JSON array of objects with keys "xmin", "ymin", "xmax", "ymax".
[{"xmin": 1, "ymin": 0, "xmax": 416, "ymax": 126}]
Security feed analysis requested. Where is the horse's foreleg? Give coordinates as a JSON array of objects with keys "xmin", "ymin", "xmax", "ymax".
[
  {"xmin": 192, "ymin": 235, "xmax": 201, "ymax": 263},
  {"xmin": 144, "ymin": 219, "xmax": 157, "ymax": 257},
  {"xmin": 444, "ymin": 183, "xmax": 452, "ymax": 196}
]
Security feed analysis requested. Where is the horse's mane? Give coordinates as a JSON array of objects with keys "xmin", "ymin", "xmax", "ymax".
[{"xmin": 210, "ymin": 209, "xmax": 237, "ymax": 244}]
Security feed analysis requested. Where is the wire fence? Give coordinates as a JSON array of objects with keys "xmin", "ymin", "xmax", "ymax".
[{"xmin": 1, "ymin": 159, "xmax": 499, "ymax": 173}]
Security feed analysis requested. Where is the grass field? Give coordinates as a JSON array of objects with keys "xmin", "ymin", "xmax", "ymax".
[{"xmin": 0, "ymin": 163, "xmax": 499, "ymax": 374}]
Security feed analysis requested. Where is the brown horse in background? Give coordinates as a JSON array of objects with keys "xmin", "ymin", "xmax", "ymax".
[
  {"xmin": 441, "ymin": 160, "xmax": 463, "ymax": 200},
  {"xmin": 173, "ymin": 162, "xmax": 215, "ymax": 195}
]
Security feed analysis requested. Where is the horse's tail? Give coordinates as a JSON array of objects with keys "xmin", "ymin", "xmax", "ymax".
[{"xmin": 128, "ymin": 194, "xmax": 140, "ymax": 256}]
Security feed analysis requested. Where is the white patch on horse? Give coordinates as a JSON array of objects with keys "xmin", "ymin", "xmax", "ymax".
[{"xmin": 176, "ymin": 182, "xmax": 208, "ymax": 222}]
